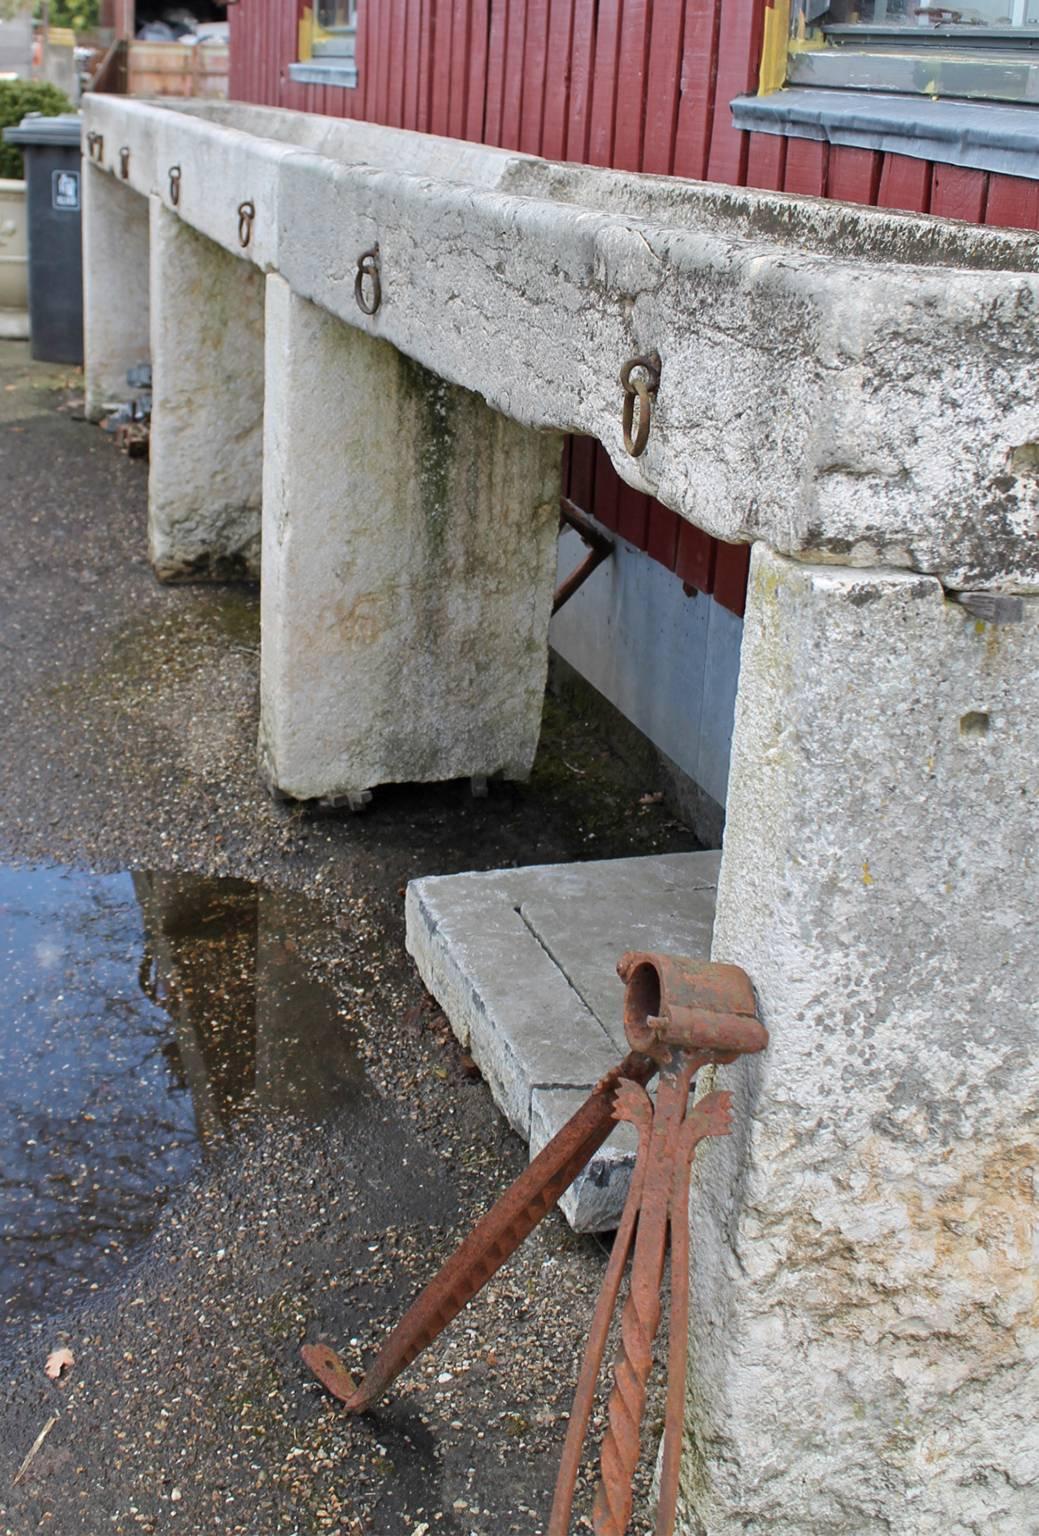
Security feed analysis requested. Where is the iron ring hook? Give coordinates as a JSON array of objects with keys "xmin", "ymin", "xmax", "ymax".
[
  {"xmin": 619, "ymin": 353, "xmax": 661, "ymax": 459},
  {"xmin": 119, "ymin": 145, "xmax": 130, "ymax": 179},
  {"xmin": 354, "ymin": 245, "xmax": 381, "ymax": 316},
  {"xmin": 168, "ymin": 165, "xmax": 181, "ymax": 206},
  {"xmin": 237, "ymin": 200, "xmax": 255, "ymax": 248}
]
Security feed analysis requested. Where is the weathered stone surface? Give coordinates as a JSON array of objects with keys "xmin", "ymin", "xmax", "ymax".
[
  {"xmin": 148, "ymin": 198, "xmax": 265, "ymax": 582},
  {"xmin": 516, "ymin": 852, "xmax": 720, "ymax": 1054},
  {"xmin": 83, "ymin": 96, "xmax": 1039, "ymax": 588},
  {"xmin": 530, "ymin": 1086, "xmax": 640, "ymax": 1233},
  {"xmin": 406, "ymin": 851, "xmax": 720, "ymax": 1229},
  {"xmin": 405, "ymin": 862, "xmax": 616, "ymax": 1141},
  {"xmin": 258, "ymin": 275, "xmax": 562, "ymax": 800},
  {"xmin": 681, "ymin": 545, "xmax": 1039, "ymax": 1535},
  {"xmin": 82, "ymin": 166, "xmax": 150, "ymax": 421}
]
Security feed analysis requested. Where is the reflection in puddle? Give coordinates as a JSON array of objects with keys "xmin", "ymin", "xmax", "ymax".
[{"xmin": 0, "ymin": 865, "xmax": 362, "ymax": 1314}]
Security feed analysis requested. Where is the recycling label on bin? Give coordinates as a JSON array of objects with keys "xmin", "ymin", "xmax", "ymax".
[{"xmin": 52, "ymin": 169, "xmax": 80, "ymax": 212}]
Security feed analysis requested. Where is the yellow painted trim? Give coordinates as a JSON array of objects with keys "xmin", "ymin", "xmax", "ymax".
[
  {"xmin": 298, "ymin": 5, "xmax": 313, "ymax": 62},
  {"xmin": 757, "ymin": 0, "xmax": 791, "ymax": 96}
]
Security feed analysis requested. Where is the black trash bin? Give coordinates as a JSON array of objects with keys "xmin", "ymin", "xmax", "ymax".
[{"xmin": 1, "ymin": 113, "xmax": 82, "ymax": 364}]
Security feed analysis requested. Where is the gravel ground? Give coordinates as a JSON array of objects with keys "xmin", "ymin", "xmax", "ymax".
[{"xmin": 0, "ymin": 341, "xmax": 697, "ymax": 1536}]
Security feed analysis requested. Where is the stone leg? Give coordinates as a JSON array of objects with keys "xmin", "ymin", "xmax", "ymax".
[
  {"xmin": 148, "ymin": 197, "xmax": 265, "ymax": 582},
  {"xmin": 82, "ymin": 167, "xmax": 150, "ymax": 421},
  {"xmin": 259, "ymin": 275, "xmax": 563, "ymax": 802},
  {"xmin": 682, "ymin": 546, "xmax": 1038, "ymax": 1536}
]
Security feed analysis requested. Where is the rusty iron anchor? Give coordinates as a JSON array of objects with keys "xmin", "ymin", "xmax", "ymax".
[{"xmin": 301, "ymin": 951, "xmax": 767, "ymax": 1535}]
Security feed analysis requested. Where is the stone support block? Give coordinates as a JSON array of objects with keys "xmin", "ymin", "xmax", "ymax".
[
  {"xmin": 681, "ymin": 545, "xmax": 1039, "ymax": 1535},
  {"xmin": 148, "ymin": 197, "xmax": 265, "ymax": 582},
  {"xmin": 258, "ymin": 275, "xmax": 563, "ymax": 802},
  {"xmin": 83, "ymin": 166, "xmax": 150, "ymax": 422}
]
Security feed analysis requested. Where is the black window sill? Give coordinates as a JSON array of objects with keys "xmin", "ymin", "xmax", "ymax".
[
  {"xmin": 288, "ymin": 60, "xmax": 358, "ymax": 89},
  {"xmin": 731, "ymin": 88, "xmax": 1039, "ymax": 180}
]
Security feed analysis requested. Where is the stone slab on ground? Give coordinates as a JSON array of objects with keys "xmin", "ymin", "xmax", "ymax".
[{"xmin": 405, "ymin": 850, "xmax": 719, "ymax": 1230}]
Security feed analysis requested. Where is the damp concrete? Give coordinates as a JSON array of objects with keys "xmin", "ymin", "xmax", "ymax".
[
  {"xmin": 0, "ymin": 865, "xmax": 365, "ymax": 1318},
  {"xmin": 0, "ymin": 340, "xmax": 697, "ymax": 1536}
]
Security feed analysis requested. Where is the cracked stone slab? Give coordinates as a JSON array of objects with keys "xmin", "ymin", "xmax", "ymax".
[
  {"xmin": 405, "ymin": 850, "xmax": 719, "ymax": 1230},
  {"xmin": 85, "ymin": 95, "xmax": 1039, "ymax": 590}
]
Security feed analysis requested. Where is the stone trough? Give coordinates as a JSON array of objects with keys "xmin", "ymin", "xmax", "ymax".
[{"xmin": 81, "ymin": 94, "xmax": 1038, "ymax": 1535}]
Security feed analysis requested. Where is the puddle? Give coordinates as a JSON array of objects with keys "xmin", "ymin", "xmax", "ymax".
[{"xmin": 0, "ymin": 864, "xmax": 362, "ymax": 1316}]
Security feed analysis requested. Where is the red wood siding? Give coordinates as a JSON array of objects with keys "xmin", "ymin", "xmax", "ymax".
[{"xmin": 230, "ymin": 0, "xmax": 1039, "ymax": 620}]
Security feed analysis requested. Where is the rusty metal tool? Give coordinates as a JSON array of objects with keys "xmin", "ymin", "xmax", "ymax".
[{"xmin": 302, "ymin": 951, "xmax": 766, "ymax": 1534}]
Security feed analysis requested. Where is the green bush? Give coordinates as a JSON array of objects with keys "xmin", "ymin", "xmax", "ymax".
[
  {"xmin": 0, "ymin": 80, "xmax": 73, "ymax": 180},
  {"xmin": 33, "ymin": 0, "xmax": 100, "ymax": 30}
]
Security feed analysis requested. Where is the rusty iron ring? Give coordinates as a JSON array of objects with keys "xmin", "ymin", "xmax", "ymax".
[
  {"xmin": 168, "ymin": 164, "xmax": 181, "ymax": 206},
  {"xmin": 119, "ymin": 145, "xmax": 130, "ymax": 179},
  {"xmin": 87, "ymin": 131, "xmax": 104, "ymax": 163},
  {"xmin": 619, "ymin": 353, "xmax": 661, "ymax": 458},
  {"xmin": 237, "ymin": 199, "xmax": 255, "ymax": 248},
  {"xmin": 354, "ymin": 245, "xmax": 381, "ymax": 315}
]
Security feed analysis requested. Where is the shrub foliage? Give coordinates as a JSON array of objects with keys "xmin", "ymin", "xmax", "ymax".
[{"xmin": 0, "ymin": 79, "xmax": 73, "ymax": 180}]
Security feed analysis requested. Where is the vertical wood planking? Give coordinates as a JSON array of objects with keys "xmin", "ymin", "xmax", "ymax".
[
  {"xmin": 587, "ymin": 0, "xmax": 623, "ymax": 167},
  {"xmin": 617, "ymin": 483, "xmax": 650, "ymax": 548},
  {"xmin": 371, "ymin": 0, "xmax": 391, "ymax": 120},
  {"xmin": 498, "ymin": 0, "xmax": 529, "ymax": 149},
  {"xmin": 429, "ymin": 0, "xmax": 454, "ymax": 135},
  {"xmin": 568, "ymin": 436, "xmax": 597, "ymax": 517},
  {"xmin": 565, "ymin": 0, "xmax": 596, "ymax": 162},
  {"xmin": 712, "ymin": 541, "xmax": 751, "ymax": 615},
  {"xmin": 673, "ymin": 0, "xmax": 724, "ymax": 180},
  {"xmin": 744, "ymin": 130, "xmax": 785, "ymax": 189},
  {"xmin": 286, "ymin": 0, "xmax": 307, "ymax": 110},
  {"xmin": 541, "ymin": 0, "xmax": 575, "ymax": 160},
  {"xmin": 704, "ymin": 0, "xmax": 765, "ymax": 186},
  {"xmin": 640, "ymin": 0, "xmax": 685, "ymax": 174},
  {"xmin": 877, "ymin": 153, "xmax": 933, "ymax": 214},
  {"xmin": 646, "ymin": 503, "xmax": 680, "ymax": 569},
  {"xmin": 228, "ymin": 0, "xmax": 242, "ymax": 96},
  {"xmin": 483, "ymin": 0, "xmax": 509, "ymax": 143},
  {"xmin": 464, "ymin": 0, "xmax": 491, "ymax": 140},
  {"xmin": 931, "ymin": 164, "xmax": 988, "ymax": 222},
  {"xmin": 986, "ymin": 173, "xmax": 1039, "ymax": 230},
  {"xmin": 827, "ymin": 144, "xmax": 880, "ymax": 205},
  {"xmin": 401, "ymin": 0, "xmax": 423, "ymax": 127},
  {"xmin": 518, "ymin": 0, "xmax": 551, "ymax": 154},
  {"xmin": 417, "ymin": 0, "xmax": 435, "ymax": 131},
  {"xmin": 612, "ymin": 0, "xmax": 653, "ymax": 172},
  {"xmin": 592, "ymin": 447, "xmax": 622, "ymax": 533},
  {"xmin": 675, "ymin": 522, "xmax": 717, "ymax": 593},
  {"xmin": 783, "ymin": 136, "xmax": 828, "ymax": 197},
  {"xmin": 447, "ymin": 0, "xmax": 473, "ymax": 139},
  {"xmin": 388, "ymin": 0, "xmax": 409, "ymax": 124}
]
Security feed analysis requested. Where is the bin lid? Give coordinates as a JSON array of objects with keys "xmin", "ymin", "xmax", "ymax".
[{"xmin": 2, "ymin": 113, "xmax": 81, "ymax": 148}]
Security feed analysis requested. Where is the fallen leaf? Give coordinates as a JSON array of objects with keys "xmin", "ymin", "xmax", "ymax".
[
  {"xmin": 638, "ymin": 791, "xmax": 664, "ymax": 805},
  {"xmin": 45, "ymin": 1347, "xmax": 74, "ymax": 1381}
]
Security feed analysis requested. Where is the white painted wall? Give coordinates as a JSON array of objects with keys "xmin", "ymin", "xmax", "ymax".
[{"xmin": 550, "ymin": 526, "xmax": 743, "ymax": 811}]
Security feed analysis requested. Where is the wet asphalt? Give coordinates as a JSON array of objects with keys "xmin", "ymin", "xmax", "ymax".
[{"xmin": 0, "ymin": 341, "xmax": 698, "ymax": 1536}]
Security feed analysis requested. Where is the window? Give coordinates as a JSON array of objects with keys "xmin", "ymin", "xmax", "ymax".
[
  {"xmin": 312, "ymin": 0, "xmax": 358, "ymax": 61},
  {"xmin": 786, "ymin": 0, "xmax": 1039, "ymax": 102},
  {"xmin": 290, "ymin": 0, "xmax": 359, "ymax": 88}
]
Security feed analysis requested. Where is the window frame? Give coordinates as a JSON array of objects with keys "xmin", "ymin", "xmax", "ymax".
[
  {"xmin": 290, "ymin": 0, "xmax": 359, "ymax": 89},
  {"xmin": 779, "ymin": 0, "xmax": 1039, "ymax": 104}
]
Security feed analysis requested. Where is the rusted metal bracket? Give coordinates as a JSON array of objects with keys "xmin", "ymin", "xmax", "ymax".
[
  {"xmin": 302, "ymin": 951, "xmax": 766, "ymax": 1535},
  {"xmin": 553, "ymin": 496, "xmax": 614, "ymax": 615}
]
